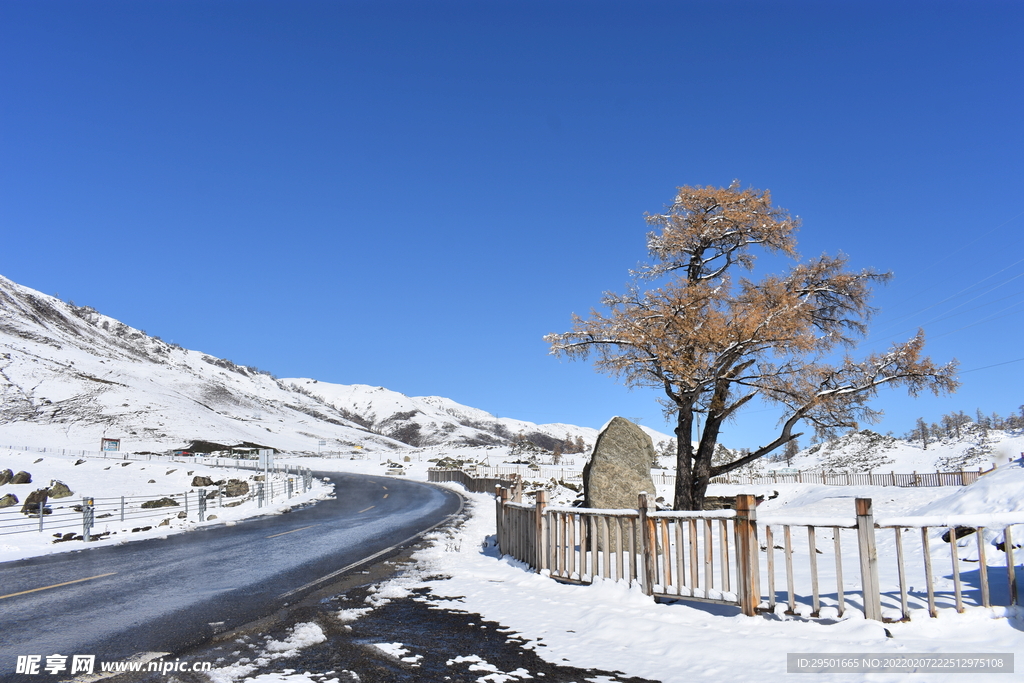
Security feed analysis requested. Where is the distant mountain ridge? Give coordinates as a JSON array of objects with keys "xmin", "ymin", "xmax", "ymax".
[
  {"xmin": 0, "ymin": 274, "xmax": 614, "ymax": 454},
  {"xmin": 279, "ymin": 379, "xmax": 633, "ymax": 452}
]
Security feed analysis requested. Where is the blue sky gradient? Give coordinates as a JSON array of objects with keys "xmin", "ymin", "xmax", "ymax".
[{"xmin": 2, "ymin": 1, "xmax": 1022, "ymax": 448}]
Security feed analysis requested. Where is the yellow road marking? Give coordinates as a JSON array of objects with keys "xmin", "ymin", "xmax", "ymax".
[
  {"xmin": 0, "ymin": 572, "xmax": 118, "ymax": 600},
  {"xmin": 382, "ymin": 486, "xmax": 388, "ymax": 490},
  {"xmin": 266, "ymin": 524, "xmax": 317, "ymax": 539},
  {"xmin": 358, "ymin": 505, "xmax": 375, "ymax": 513},
  {"xmin": 383, "ymin": 493, "xmax": 389, "ymax": 499}
]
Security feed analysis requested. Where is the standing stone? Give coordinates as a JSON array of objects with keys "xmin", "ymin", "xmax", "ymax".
[
  {"xmin": 583, "ymin": 417, "xmax": 658, "ymax": 553},
  {"xmin": 584, "ymin": 417, "xmax": 657, "ymax": 509}
]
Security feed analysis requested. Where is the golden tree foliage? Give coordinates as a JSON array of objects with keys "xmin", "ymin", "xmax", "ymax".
[{"xmin": 546, "ymin": 181, "xmax": 958, "ymax": 510}]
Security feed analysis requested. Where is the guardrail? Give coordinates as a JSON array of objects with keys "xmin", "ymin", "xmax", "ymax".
[
  {"xmin": 0, "ymin": 444, "xmax": 187, "ymax": 461},
  {"xmin": 0, "ymin": 467, "xmax": 316, "ymax": 541}
]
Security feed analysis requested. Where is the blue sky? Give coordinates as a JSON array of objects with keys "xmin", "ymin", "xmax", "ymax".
[{"xmin": 1, "ymin": 1, "xmax": 1022, "ymax": 449}]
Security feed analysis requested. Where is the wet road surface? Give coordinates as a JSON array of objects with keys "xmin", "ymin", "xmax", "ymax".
[
  {"xmin": 104, "ymin": 516, "xmax": 661, "ymax": 683},
  {"xmin": 0, "ymin": 472, "xmax": 461, "ymax": 678}
]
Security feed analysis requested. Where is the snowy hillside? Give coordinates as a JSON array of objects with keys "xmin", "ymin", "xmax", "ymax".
[
  {"xmin": 0, "ymin": 274, "xmax": 409, "ymax": 454},
  {"xmin": 0, "ymin": 274, "xmax": 623, "ymax": 455},
  {"xmin": 281, "ymin": 379, "xmax": 637, "ymax": 451},
  {"xmin": 768, "ymin": 426, "xmax": 1024, "ymax": 474}
]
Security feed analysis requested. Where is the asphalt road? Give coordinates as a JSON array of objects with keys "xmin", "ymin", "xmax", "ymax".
[{"xmin": 0, "ymin": 472, "xmax": 462, "ymax": 678}]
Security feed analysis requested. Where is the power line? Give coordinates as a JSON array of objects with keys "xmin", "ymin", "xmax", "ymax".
[
  {"xmin": 864, "ymin": 208, "xmax": 1024, "ymax": 340},
  {"xmin": 927, "ymin": 301, "xmax": 1024, "ymax": 341},
  {"xmin": 959, "ymin": 357, "xmax": 1024, "ymax": 375},
  {"xmin": 867, "ymin": 253, "xmax": 1024, "ymax": 343}
]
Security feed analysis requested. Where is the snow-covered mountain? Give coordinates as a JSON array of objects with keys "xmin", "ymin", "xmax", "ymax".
[
  {"xmin": 282, "ymin": 379, "xmax": 606, "ymax": 451},
  {"xmin": 0, "ymin": 274, "xmax": 607, "ymax": 455}
]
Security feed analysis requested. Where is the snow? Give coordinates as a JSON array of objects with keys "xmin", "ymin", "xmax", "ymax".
[
  {"xmin": 370, "ymin": 642, "xmax": 422, "ymax": 665},
  {"xmin": 207, "ymin": 624, "xmax": 329, "ymax": 683},
  {"xmin": 446, "ymin": 655, "xmax": 533, "ymax": 682},
  {"xmin": 909, "ymin": 460, "xmax": 1024, "ymax": 516}
]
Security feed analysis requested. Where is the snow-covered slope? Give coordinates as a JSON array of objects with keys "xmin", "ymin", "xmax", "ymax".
[
  {"xmin": 0, "ymin": 274, "xmax": 626, "ymax": 455},
  {"xmin": 282, "ymin": 379, "xmax": 612, "ymax": 450},
  {"xmin": 772, "ymin": 427, "xmax": 1024, "ymax": 473},
  {"xmin": 0, "ymin": 274, "xmax": 411, "ymax": 454}
]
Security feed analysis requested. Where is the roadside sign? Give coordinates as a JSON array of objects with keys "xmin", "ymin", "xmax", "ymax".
[{"xmin": 259, "ymin": 449, "xmax": 274, "ymax": 468}]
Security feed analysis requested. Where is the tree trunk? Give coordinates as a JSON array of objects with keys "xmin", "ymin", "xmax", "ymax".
[
  {"xmin": 689, "ymin": 414, "xmax": 724, "ymax": 511},
  {"xmin": 673, "ymin": 407, "xmax": 695, "ymax": 510}
]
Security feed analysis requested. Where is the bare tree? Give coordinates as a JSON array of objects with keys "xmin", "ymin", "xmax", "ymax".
[
  {"xmin": 546, "ymin": 181, "xmax": 959, "ymax": 510},
  {"xmin": 784, "ymin": 438, "xmax": 799, "ymax": 467},
  {"xmin": 916, "ymin": 417, "xmax": 930, "ymax": 449}
]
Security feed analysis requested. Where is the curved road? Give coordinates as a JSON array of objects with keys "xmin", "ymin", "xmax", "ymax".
[{"xmin": 0, "ymin": 472, "xmax": 462, "ymax": 674}]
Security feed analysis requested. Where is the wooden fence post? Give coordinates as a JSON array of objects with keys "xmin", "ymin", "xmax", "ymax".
[
  {"xmin": 535, "ymin": 490, "xmax": 548, "ymax": 573},
  {"xmin": 638, "ymin": 492, "xmax": 656, "ymax": 596},
  {"xmin": 496, "ymin": 486, "xmax": 509, "ymax": 554},
  {"xmin": 856, "ymin": 498, "xmax": 882, "ymax": 621},
  {"xmin": 1005, "ymin": 525, "xmax": 1018, "ymax": 606},
  {"xmin": 734, "ymin": 494, "xmax": 760, "ymax": 616}
]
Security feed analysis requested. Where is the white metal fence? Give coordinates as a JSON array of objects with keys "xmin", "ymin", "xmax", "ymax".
[{"xmin": 0, "ymin": 448, "xmax": 315, "ymax": 541}]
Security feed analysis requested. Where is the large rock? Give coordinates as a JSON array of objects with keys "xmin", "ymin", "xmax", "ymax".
[
  {"xmin": 48, "ymin": 481, "xmax": 73, "ymax": 499},
  {"xmin": 222, "ymin": 479, "xmax": 249, "ymax": 498},
  {"xmin": 583, "ymin": 417, "xmax": 657, "ymax": 510},
  {"xmin": 21, "ymin": 489, "xmax": 49, "ymax": 514},
  {"xmin": 11, "ymin": 471, "xmax": 32, "ymax": 484},
  {"xmin": 141, "ymin": 496, "xmax": 179, "ymax": 509},
  {"xmin": 0, "ymin": 469, "xmax": 13, "ymax": 486},
  {"xmin": 191, "ymin": 475, "xmax": 215, "ymax": 487},
  {"xmin": 0, "ymin": 493, "xmax": 18, "ymax": 508}
]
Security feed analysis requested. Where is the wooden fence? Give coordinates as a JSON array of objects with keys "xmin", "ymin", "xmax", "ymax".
[
  {"xmin": 475, "ymin": 465, "xmax": 992, "ymax": 488},
  {"xmin": 495, "ymin": 488, "xmax": 1024, "ymax": 622},
  {"xmin": 427, "ymin": 467, "xmax": 520, "ymax": 495},
  {"xmin": 713, "ymin": 468, "xmax": 992, "ymax": 487}
]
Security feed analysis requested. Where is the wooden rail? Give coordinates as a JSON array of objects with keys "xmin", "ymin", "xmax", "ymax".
[
  {"xmin": 717, "ymin": 468, "xmax": 993, "ymax": 487},
  {"xmin": 427, "ymin": 467, "xmax": 519, "ymax": 495},
  {"xmin": 474, "ymin": 464, "xmax": 991, "ymax": 488},
  {"xmin": 498, "ymin": 490, "xmax": 762, "ymax": 615},
  {"xmin": 495, "ymin": 487, "xmax": 1024, "ymax": 622}
]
